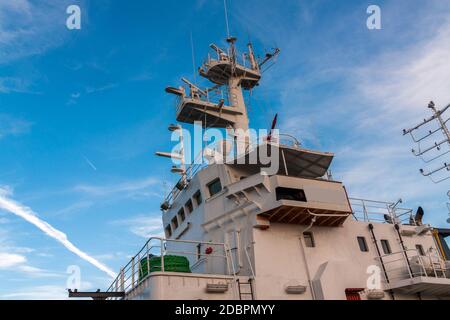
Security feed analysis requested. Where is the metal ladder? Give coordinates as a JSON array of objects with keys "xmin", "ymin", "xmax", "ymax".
[{"xmin": 237, "ymin": 279, "xmax": 254, "ymax": 300}]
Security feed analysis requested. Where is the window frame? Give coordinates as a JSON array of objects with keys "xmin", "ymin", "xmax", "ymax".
[
  {"xmin": 303, "ymin": 232, "xmax": 316, "ymax": 248},
  {"xmin": 381, "ymin": 240, "xmax": 392, "ymax": 255},
  {"xmin": 165, "ymin": 225, "xmax": 172, "ymax": 238},
  {"xmin": 357, "ymin": 236, "xmax": 369, "ymax": 252},
  {"xmin": 178, "ymin": 208, "xmax": 186, "ymax": 223},
  {"xmin": 193, "ymin": 191, "xmax": 203, "ymax": 207},
  {"xmin": 171, "ymin": 216, "xmax": 179, "ymax": 230},
  {"xmin": 185, "ymin": 199, "xmax": 194, "ymax": 214},
  {"xmin": 207, "ymin": 178, "xmax": 222, "ymax": 197}
]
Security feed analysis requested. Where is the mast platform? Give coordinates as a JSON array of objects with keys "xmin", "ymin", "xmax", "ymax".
[
  {"xmin": 175, "ymin": 97, "xmax": 242, "ymax": 128},
  {"xmin": 199, "ymin": 60, "xmax": 261, "ymax": 90}
]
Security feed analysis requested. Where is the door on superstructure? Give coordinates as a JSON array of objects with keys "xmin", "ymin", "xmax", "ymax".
[{"xmin": 345, "ymin": 288, "xmax": 364, "ymax": 301}]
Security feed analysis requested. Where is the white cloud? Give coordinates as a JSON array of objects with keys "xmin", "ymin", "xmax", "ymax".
[
  {"xmin": 0, "ymin": 251, "xmax": 62, "ymax": 278},
  {"xmin": 0, "ymin": 0, "xmax": 83, "ymax": 64},
  {"xmin": 0, "ymin": 252, "xmax": 26, "ymax": 268},
  {"xmin": 354, "ymin": 18, "xmax": 450, "ymax": 128}
]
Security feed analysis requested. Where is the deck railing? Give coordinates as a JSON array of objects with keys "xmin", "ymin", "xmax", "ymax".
[
  {"xmin": 349, "ymin": 198, "xmax": 415, "ymax": 225},
  {"xmin": 106, "ymin": 237, "xmax": 235, "ymax": 297},
  {"xmin": 376, "ymin": 249, "xmax": 449, "ymax": 284}
]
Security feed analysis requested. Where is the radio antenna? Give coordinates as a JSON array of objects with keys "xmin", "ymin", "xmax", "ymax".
[
  {"xmin": 190, "ymin": 31, "xmax": 197, "ymax": 83},
  {"xmin": 403, "ymin": 101, "xmax": 450, "ymax": 184},
  {"xmin": 223, "ymin": 0, "xmax": 231, "ymax": 38}
]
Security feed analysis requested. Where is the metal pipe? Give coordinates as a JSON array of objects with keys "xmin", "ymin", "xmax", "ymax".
[{"xmin": 299, "ymin": 217, "xmax": 317, "ymax": 300}]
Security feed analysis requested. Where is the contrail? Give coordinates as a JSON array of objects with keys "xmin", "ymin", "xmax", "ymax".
[
  {"xmin": 83, "ymin": 155, "xmax": 98, "ymax": 171},
  {"xmin": 0, "ymin": 188, "xmax": 116, "ymax": 278}
]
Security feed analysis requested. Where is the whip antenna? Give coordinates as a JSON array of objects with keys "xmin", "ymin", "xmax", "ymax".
[{"xmin": 224, "ymin": 0, "xmax": 231, "ymax": 38}]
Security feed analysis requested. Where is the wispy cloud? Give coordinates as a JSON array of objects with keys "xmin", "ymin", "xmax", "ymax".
[
  {"xmin": 85, "ymin": 83, "xmax": 118, "ymax": 94},
  {"xmin": 0, "ymin": 0, "xmax": 84, "ymax": 64},
  {"xmin": 1, "ymin": 285, "xmax": 68, "ymax": 300},
  {"xmin": 51, "ymin": 200, "xmax": 94, "ymax": 217},
  {"xmin": 74, "ymin": 176, "xmax": 160, "ymax": 198},
  {"xmin": 0, "ymin": 114, "xmax": 32, "ymax": 140},
  {"xmin": 0, "ymin": 251, "xmax": 63, "ymax": 278},
  {"xmin": 0, "ymin": 282, "xmax": 93, "ymax": 300},
  {"xmin": 0, "ymin": 252, "xmax": 26, "ymax": 269},
  {"xmin": 112, "ymin": 215, "xmax": 164, "ymax": 239},
  {"xmin": 0, "ymin": 187, "xmax": 116, "ymax": 278}
]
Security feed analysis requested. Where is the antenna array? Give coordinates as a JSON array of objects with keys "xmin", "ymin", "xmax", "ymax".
[{"xmin": 403, "ymin": 101, "xmax": 450, "ymax": 184}]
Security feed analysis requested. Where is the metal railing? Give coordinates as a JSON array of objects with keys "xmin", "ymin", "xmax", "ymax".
[
  {"xmin": 106, "ymin": 237, "xmax": 236, "ymax": 296},
  {"xmin": 174, "ymin": 87, "xmax": 230, "ymax": 115},
  {"xmin": 349, "ymin": 198, "xmax": 415, "ymax": 225},
  {"xmin": 377, "ymin": 249, "xmax": 449, "ymax": 284}
]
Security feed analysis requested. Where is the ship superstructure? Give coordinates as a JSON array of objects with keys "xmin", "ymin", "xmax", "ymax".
[{"xmin": 102, "ymin": 37, "xmax": 450, "ymax": 301}]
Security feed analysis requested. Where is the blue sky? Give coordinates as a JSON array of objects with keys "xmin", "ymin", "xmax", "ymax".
[{"xmin": 0, "ymin": 0, "xmax": 449, "ymax": 299}]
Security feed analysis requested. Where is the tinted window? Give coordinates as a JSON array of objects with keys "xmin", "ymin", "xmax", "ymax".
[
  {"xmin": 165, "ymin": 225, "xmax": 172, "ymax": 238},
  {"xmin": 171, "ymin": 216, "xmax": 179, "ymax": 230},
  {"xmin": 193, "ymin": 191, "xmax": 203, "ymax": 206},
  {"xmin": 178, "ymin": 208, "xmax": 186, "ymax": 223},
  {"xmin": 207, "ymin": 179, "xmax": 222, "ymax": 197},
  {"xmin": 185, "ymin": 200, "xmax": 193, "ymax": 214},
  {"xmin": 381, "ymin": 240, "xmax": 392, "ymax": 255},
  {"xmin": 276, "ymin": 187, "xmax": 307, "ymax": 202},
  {"xmin": 357, "ymin": 237, "xmax": 369, "ymax": 252}
]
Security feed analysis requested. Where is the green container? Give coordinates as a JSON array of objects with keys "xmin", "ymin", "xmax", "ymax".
[{"xmin": 139, "ymin": 255, "xmax": 191, "ymax": 280}]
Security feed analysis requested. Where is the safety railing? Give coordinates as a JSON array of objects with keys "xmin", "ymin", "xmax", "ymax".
[
  {"xmin": 174, "ymin": 87, "xmax": 230, "ymax": 115},
  {"xmin": 106, "ymin": 238, "xmax": 235, "ymax": 297},
  {"xmin": 203, "ymin": 47, "xmax": 249, "ymax": 72},
  {"xmin": 376, "ymin": 249, "xmax": 449, "ymax": 284},
  {"xmin": 349, "ymin": 198, "xmax": 415, "ymax": 225}
]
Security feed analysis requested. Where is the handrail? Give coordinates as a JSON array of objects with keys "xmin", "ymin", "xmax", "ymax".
[
  {"xmin": 106, "ymin": 237, "xmax": 234, "ymax": 297},
  {"xmin": 375, "ymin": 248, "xmax": 449, "ymax": 285},
  {"xmin": 349, "ymin": 198, "xmax": 415, "ymax": 225}
]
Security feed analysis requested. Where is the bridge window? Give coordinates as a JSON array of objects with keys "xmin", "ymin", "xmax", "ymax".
[
  {"xmin": 178, "ymin": 208, "xmax": 186, "ymax": 223},
  {"xmin": 193, "ymin": 191, "xmax": 203, "ymax": 207},
  {"xmin": 381, "ymin": 240, "xmax": 392, "ymax": 255},
  {"xmin": 357, "ymin": 237, "xmax": 369, "ymax": 252},
  {"xmin": 185, "ymin": 200, "xmax": 193, "ymax": 214},
  {"xmin": 416, "ymin": 244, "xmax": 426, "ymax": 256},
  {"xmin": 165, "ymin": 225, "xmax": 172, "ymax": 238},
  {"xmin": 303, "ymin": 232, "xmax": 315, "ymax": 248},
  {"xmin": 207, "ymin": 178, "xmax": 222, "ymax": 197},
  {"xmin": 276, "ymin": 187, "xmax": 307, "ymax": 202},
  {"xmin": 171, "ymin": 216, "xmax": 179, "ymax": 230}
]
